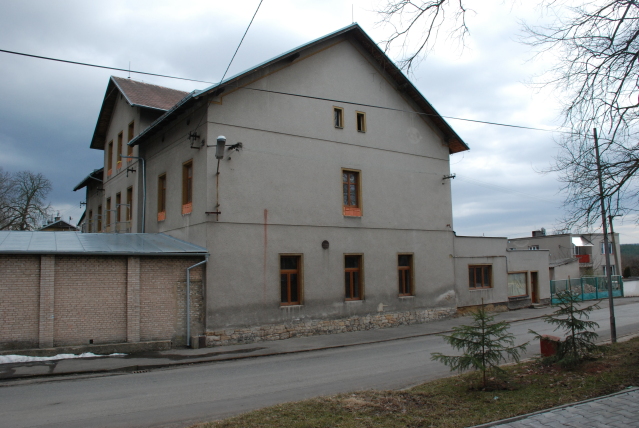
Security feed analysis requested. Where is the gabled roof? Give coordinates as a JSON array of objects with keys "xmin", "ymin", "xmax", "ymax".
[
  {"xmin": 39, "ymin": 219, "xmax": 78, "ymax": 232},
  {"xmin": 0, "ymin": 231, "xmax": 208, "ymax": 256},
  {"xmin": 73, "ymin": 167, "xmax": 104, "ymax": 191},
  {"xmin": 90, "ymin": 77, "xmax": 189, "ymax": 150},
  {"xmin": 129, "ymin": 23, "xmax": 469, "ymax": 154}
]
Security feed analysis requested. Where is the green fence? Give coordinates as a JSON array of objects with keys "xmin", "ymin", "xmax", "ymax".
[{"xmin": 550, "ymin": 276, "xmax": 624, "ymax": 304}]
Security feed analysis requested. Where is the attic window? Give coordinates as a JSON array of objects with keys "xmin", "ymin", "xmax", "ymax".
[
  {"xmin": 356, "ymin": 112, "xmax": 366, "ymax": 133},
  {"xmin": 334, "ymin": 107, "xmax": 344, "ymax": 129}
]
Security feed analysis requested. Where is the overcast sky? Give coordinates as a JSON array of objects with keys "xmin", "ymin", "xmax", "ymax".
[{"xmin": 1, "ymin": 0, "xmax": 636, "ymax": 243}]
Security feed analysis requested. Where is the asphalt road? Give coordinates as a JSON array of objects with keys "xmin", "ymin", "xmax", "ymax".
[{"xmin": 1, "ymin": 302, "xmax": 637, "ymax": 428}]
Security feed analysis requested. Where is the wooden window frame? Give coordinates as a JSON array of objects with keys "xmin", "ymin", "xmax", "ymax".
[
  {"xmin": 126, "ymin": 186, "xmax": 133, "ymax": 222},
  {"xmin": 182, "ymin": 160, "xmax": 193, "ymax": 215},
  {"xmin": 468, "ymin": 265, "xmax": 492, "ymax": 289},
  {"xmin": 107, "ymin": 141, "xmax": 113, "ymax": 176},
  {"xmin": 334, "ymin": 106, "xmax": 344, "ymax": 129},
  {"xmin": 398, "ymin": 253, "xmax": 414, "ymax": 296},
  {"xmin": 116, "ymin": 132, "xmax": 123, "ymax": 169},
  {"xmin": 507, "ymin": 271, "xmax": 528, "ymax": 298},
  {"xmin": 97, "ymin": 205, "xmax": 102, "ymax": 232},
  {"xmin": 158, "ymin": 174, "xmax": 167, "ymax": 221},
  {"xmin": 280, "ymin": 254, "xmax": 303, "ymax": 306},
  {"xmin": 106, "ymin": 198, "xmax": 112, "ymax": 232},
  {"xmin": 356, "ymin": 111, "xmax": 366, "ymax": 133},
  {"xmin": 88, "ymin": 210, "xmax": 93, "ymax": 233},
  {"xmin": 342, "ymin": 168, "xmax": 362, "ymax": 217},
  {"xmin": 344, "ymin": 254, "xmax": 364, "ymax": 301},
  {"xmin": 127, "ymin": 121, "xmax": 134, "ymax": 160}
]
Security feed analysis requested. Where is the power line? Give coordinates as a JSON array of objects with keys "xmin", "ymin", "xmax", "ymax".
[
  {"xmin": 219, "ymin": 0, "xmax": 264, "ymax": 83},
  {"xmin": 0, "ymin": 49, "xmax": 215, "ymax": 84},
  {"xmin": 0, "ymin": 46, "xmax": 574, "ymax": 135},
  {"xmin": 456, "ymin": 175, "xmax": 559, "ymax": 204},
  {"xmin": 241, "ymin": 87, "xmax": 566, "ymax": 134}
]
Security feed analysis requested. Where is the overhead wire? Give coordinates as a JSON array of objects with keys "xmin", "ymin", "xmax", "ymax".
[
  {"xmin": 0, "ymin": 46, "xmax": 570, "ymax": 136},
  {"xmin": 219, "ymin": 0, "xmax": 264, "ymax": 83}
]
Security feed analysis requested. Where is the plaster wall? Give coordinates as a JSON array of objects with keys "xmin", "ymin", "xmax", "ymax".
[
  {"xmin": 550, "ymin": 260, "xmax": 580, "ymax": 281},
  {"xmin": 453, "ymin": 236, "xmax": 508, "ymax": 308},
  {"xmin": 506, "ymin": 249, "xmax": 551, "ymax": 304}
]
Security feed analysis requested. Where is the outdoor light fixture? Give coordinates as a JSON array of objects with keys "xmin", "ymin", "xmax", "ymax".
[{"xmin": 215, "ymin": 136, "xmax": 226, "ymax": 159}]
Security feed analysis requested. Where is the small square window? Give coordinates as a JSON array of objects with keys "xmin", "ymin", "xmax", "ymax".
[
  {"xmin": 469, "ymin": 265, "xmax": 492, "ymax": 289},
  {"xmin": 280, "ymin": 255, "xmax": 302, "ymax": 305},
  {"xmin": 345, "ymin": 255, "xmax": 363, "ymax": 300},
  {"xmin": 356, "ymin": 111, "xmax": 366, "ymax": 133},
  {"xmin": 334, "ymin": 107, "xmax": 344, "ymax": 128},
  {"xmin": 398, "ymin": 254, "xmax": 413, "ymax": 296},
  {"xmin": 342, "ymin": 169, "xmax": 362, "ymax": 216}
]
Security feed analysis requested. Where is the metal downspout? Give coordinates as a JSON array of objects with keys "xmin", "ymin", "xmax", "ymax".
[{"xmin": 186, "ymin": 257, "xmax": 208, "ymax": 347}]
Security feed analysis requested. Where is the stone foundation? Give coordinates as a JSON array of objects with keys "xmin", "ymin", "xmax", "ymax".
[{"xmin": 205, "ymin": 307, "xmax": 456, "ymax": 346}]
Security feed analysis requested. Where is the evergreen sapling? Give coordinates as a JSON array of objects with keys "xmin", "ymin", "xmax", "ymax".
[{"xmin": 431, "ymin": 305, "xmax": 527, "ymax": 388}]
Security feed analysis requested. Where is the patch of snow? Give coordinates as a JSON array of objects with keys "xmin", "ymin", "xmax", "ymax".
[{"xmin": 0, "ymin": 352, "xmax": 125, "ymax": 364}]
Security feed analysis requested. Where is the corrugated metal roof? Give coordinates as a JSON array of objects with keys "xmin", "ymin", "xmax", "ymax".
[{"xmin": 0, "ymin": 232, "xmax": 208, "ymax": 256}]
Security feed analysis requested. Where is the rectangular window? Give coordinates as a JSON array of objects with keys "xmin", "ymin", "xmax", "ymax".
[
  {"xmin": 529, "ymin": 245, "xmax": 539, "ymax": 250},
  {"xmin": 280, "ymin": 255, "xmax": 302, "ymax": 305},
  {"xmin": 342, "ymin": 169, "xmax": 362, "ymax": 216},
  {"xmin": 601, "ymin": 242, "xmax": 613, "ymax": 254},
  {"xmin": 106, "ymin": 198, "xmax": 111, "ymax": 232},
  {"xmin": 603, "ymin": 265, "xmax": 616, "ymax": 276},
  {"xmin": 97, "ymin": 205, "xmax": 102, "ymax": 232},
  {"xmin": 88, "ymin": 210, "xmax": 93, "ymax": 233},
  {"xmin": 398, "ymin": 254, "xmax": 413, "ymax": 296},
  {"xmin": 126, "ymin": 187, "xmax": 133, "ymax": 222},
  {"xmin": 508, "ymin": 272, "xmax": 527, "ymax": 297},
  {"xmin": 158, "ymin": 174, "xmax": 167, "ymax": 221},
  {"xmin": 345, "ymin": 255, "xmax": 363, "ymax": 300},
  {"xmin": 469, "ymin": 265, "xmax": 492, "ymax": 289},
  {"xmin": 127, "ymin": 121, "xmax": 134, "ymax": 159},
  {"xmin": 334, "ymin": 107, "xmax": 344, "ymax": 128},
  {"xmin": 182, "ymin": 161, "xmax": 193, "ymax": 215},
  {"xmin": 116, "ymin": 132, "xmax": 123, "ymax": 169},
  {"xmin": 356, "ymin": 111, "xmax": 366, "ymax": 132},
  {"xmin": 107, "ymin": 141, "xmax": 113, "ymax": 176},
  {"xmin": 115, "ymin": 192, "xmax": 121, "ymax": 231}
]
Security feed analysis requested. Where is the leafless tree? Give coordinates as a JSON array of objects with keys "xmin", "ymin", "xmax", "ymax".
[
  {"xmin": 378, "ymin": 0, "xmax": 473, "ymax": 74},
  {"xmin": 378, "ymin": 0, "xmax": 639, "ymax": 230},
  {"xmin": 0, "ymin": 170, "xmax": 52, "ymax": 231}
]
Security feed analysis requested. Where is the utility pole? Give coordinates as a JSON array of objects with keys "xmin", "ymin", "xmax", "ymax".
[
  {"xmin": 593, "ymin": 128, "xmax": 617, "ymax": 343},
  {"xmin": 608, "ymin": 214, "xmax": 620, "ymax": 275}
]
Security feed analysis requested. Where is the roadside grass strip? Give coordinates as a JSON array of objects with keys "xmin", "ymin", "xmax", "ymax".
[{"xmin": 194, "ymin": 337, "xmax": 639, "ymax": 428}]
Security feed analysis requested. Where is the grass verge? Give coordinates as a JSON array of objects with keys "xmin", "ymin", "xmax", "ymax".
[{"xmin": 194, "ymin": 336, "xmax": 639, "ymax": 428}]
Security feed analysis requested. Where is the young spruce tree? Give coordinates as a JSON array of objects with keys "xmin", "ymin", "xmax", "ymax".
[
  {"xmin": 431, "ymin": 305, "xmax": 527, "ymax": 389},
  {"xmin": 530, "ymin": 290, "xmax": 600, "ymax": 367}
]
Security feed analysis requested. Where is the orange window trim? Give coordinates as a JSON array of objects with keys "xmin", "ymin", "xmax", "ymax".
[
  {"xmin": 158, "ymin": 211, "xmax": 166, "ymax": 222},
  {"xmin": 343, "ymin": 206, "xmax": 362, "ymax": 217},
  {"xmin": 182, "ymin": 202, "xmax": 192, "ymax": 215},
  {"xmin": 107, "ymin": 169, "xmax": 112, "ymax": 177}
]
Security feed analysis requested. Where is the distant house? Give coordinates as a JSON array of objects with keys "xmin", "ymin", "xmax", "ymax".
[
  {"xmin": 508, "ymin": 230, "xmax": 621, "ymax": 277},
  {"xmin": 39, "ymin": 216, "xmax": 78, "ymax": 232}
]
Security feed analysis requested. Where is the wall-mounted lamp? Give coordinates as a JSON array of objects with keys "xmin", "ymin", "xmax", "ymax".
[{"xmin": 215, "ymin": 136, "xmax": 226, "ymax": 159}]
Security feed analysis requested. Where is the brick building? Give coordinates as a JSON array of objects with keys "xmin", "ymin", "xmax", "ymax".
[{"xmin": 0, "ymin": 231, "xmax": 207, "ymax": 351}]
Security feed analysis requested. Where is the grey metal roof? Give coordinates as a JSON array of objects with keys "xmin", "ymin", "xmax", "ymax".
[{"xmin": 0, "ymin": 232, "xmax": 208, "ymax": 256}]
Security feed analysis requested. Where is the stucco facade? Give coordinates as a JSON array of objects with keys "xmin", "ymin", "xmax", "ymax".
[
  {"xmin": 454, "ymin": 236, "xmax": 550, "ymax": 310},
  {"xmin": 508, "ymin": 232, "xmax": 621, "ymax": 277}
]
